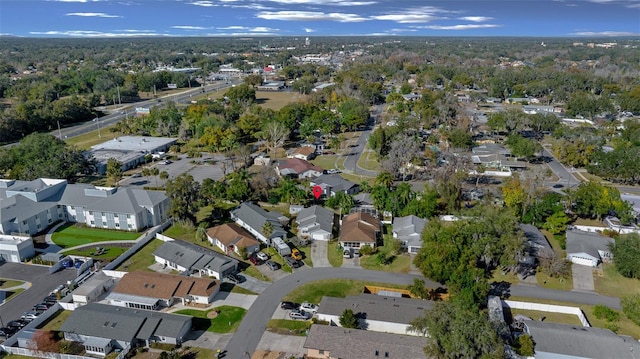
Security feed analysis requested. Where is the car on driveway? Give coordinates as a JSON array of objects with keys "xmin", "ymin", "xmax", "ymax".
[
  {"xmin": 256, "ymin": 252, "xmax": 269, "ymax": 262},
  {"xmin": 285, "ymin": 255, "xmax": 303, "ymax": 268},
  {"xmin": 0, "ymin": 327, "xmax": 16, "ymax": 338},
  {"xmin": 7, "ymin": 320, "xmax": 27, "ymax": 330},
  {"xmin": 265, "ymin": 260, "xmax": 280, "ymax": 271},
  {"xmin": 225, "ymin": 273, "xmax": 243, "ymax": 284},
  {"xmin": 291, "ymin": 248, "xmax": 303, "ymax": 261},
  {"xmin": 248, "ymin": 255, "xmax": 261, "ymax": 265},
  {"xmin": 280, "ymin": 301, "xmax": 299, "ymax": 310},
  {"xmin": 300, "ymin": 302, "xmax": 318, "ymax": 313},
  {"xmin": 289, "ymin": 309, "xmax": 311, "ymax": 320}
]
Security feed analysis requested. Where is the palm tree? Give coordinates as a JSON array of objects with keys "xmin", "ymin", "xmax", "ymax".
[
  {"xmin": 262, "ymin": 221, "xmax": 274, "ymax": 243},
  {"xmin": 159, "ymin": 171, "xmax": 169, "ymax": 187},
  {"xmin": 375, "ymin": 171, "xmax": 394, "ymax": 189},
  {"xmin": 396, "ymin": 182, "xmax": 414, "ymax": 207}
]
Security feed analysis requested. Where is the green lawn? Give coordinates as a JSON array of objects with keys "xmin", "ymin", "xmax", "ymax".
[
  {"xmin": 241, "ymin": 265, "xmax": 271, "ymax": 282},
  {"xmin": 490, "ymin": 270, "xmax": 520, "ymax": 285},
  {"xmin": 267, "ymin": 319, "xmax": 312, "ymax": 336},
  {"xmin": 163, "ymin": 222, "xmax": 198, "ymax": 242},
  {"xmin": 359, "ymin": 230, "xmax": 411, "ymax": 273},
  {"xmin": 267, "ymin": 247, "xmax": 293, "ymax": 273},
  {"xmin": 37, "ymin": 310, "xmax": 73, "ymax": 331},
  {"xmin": 62, "ymin": 246, "xmax": 128, "ymax": 261},
  {"xmin": 175, "ymin": 306, "xmax": 246, "ymax": 333},
  {"xmin": 52, "ymin": 223, "xmax": 140, "ymax": 248},
  {"xmin": 0, "ymin": 279, "xmax": 25, "ymax": 289},
  {"xmin": 219, "ymin": 282, "xmax": 258, "ymax": 295},
  {"xmin": 299, "ymin": 246, "xmax": 313, "ymax": 267},
  {"xmin": 508, "ymin": 296, "xmax": 640, "ymax": 339},
  {"xmin": 283, "ymin": 279, "xmax": 409, "ymax": 304},
  {"xmin": 114, "ymin": 238, "xmax": 164, "ymax": 272},
  {"xmin": 327, "ymin": 241, "xmax": 344, "ymax": 267},
  {"xmin": 311, "ymin": 155, "xmax": 339, "ymax": 171},
  {"xmin": 540, "ymin": 229, "xmax": 565, "ymax": 252},
  {"xmin": 357, "ymin": 150, "xmax": 380, "ymax": 171},
  {"xmin": 536, "ymin": 271, "xmax": 573, "ymax": 291},
  {"xmin": 65, "ymin": 125, "xmax": 120, "ymax": 150},
  {"xmin": 594, "ymin": 264, "xmax": 640, "ymax": 297}
]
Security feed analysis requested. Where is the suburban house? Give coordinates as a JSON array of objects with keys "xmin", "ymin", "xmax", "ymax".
[
  {"xmin": 310, "ymin": 174, "xmax": 360, "ymax": 197},
  {"xmin": 230, "ymin": 202, "xmax": 288, "ymax": 244},
  {"xmin": 471, "ymin": 143, "xmax": 528, "ymax": 170},
  {"xmin": 90, "ymin": 136, "xmax": 177, "ymax": 174},
  {"xmin": 565, "ymin": 230, "xmax": 614, "ymax": 267},
  {"xmin": 339, "ymin": 212, "xmax": 381, "ymax": 254},
  {"xmin": 303, "ymin": 325, "xmax": 428, "ymax": 359},
  {"xmin": 71, "ymin": 271, "xmax": 115, "ymax": 307},
  {"xmin": 153, "ymin": 240, "xmax": 238, "ymax": 279},
  {"xmin": 0, "ymin": 178, "xmax": 169, "ymax": 236},
  {"xmin": 520, "ymin": 224, "xmax": 553, "ymax": 262},
  {"xmin": 392, "ymin": 215, "xmax": 426, "ymax": 254},
  {"xmin": 0, "ymin": 234, "xmax": 35, "ymax": 263},
  {"xmin": 59, "ymin": 303, "xmax": 192, "ymax": 356},
  {"xmin": 107, "ymin": 271, "xmax": 219, "ymax": 310},
  {"xmin": 523, "ymin": 320, "xmax": 640, "ymax": 359},
  {"xmin": 316, "ymin": 294, "xmax": 431, "ymax": 336},
  {"xmin": 296, "ymin": 205, "xmax": 335, "ymax": 241},
  {"xmin": 276, "ymin": 158, "xmax": 323, "ymax": 179},
  {"xmin": 206, "ymin": 223, "xmax": 260, "ymax": 257},
  {"xmin": 287, "ymin": 146, "xmax": 316, "ymax": 161}
]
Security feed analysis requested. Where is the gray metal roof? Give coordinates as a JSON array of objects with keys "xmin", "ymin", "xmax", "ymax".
[
  {"xmin": 296, "ymin": 205, "xmax": 334, "ymax": 234},
  {"xmin": 304, "ymin": 325, "xmax": 428, "ymax": 359},
  {"xmin": 91, "ymin": 136, "xmax": 177, "ymax": 152},
  {"xmin": 525, "ymin": 320, "xmax": 640, "ymax": 358},
  {"xmin": 59, "ymin": 303, "xmax": 190, "ymax": 342},
  {"xmin": 318, "ymin": 294, "xmax": 432, "ymax": 325},
  {"xmin": 230, "ymin": 202, "xmax": 287, "ymax": 239},
  {"xmin": 311, "ymin": 174, "xmax": 358, "ymax": 193},
  {"xmin": 566, "ymin": 230, "xmax": 613, "ymax": 258},
  {"xmin": 153, "ymin": 240, "xmax": 238, "ymax": 273}
]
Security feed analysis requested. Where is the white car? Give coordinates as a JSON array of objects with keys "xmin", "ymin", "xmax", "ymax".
[
  {"xmin": 256, "ymin": 252, "xmax": 269, "ymax": 262},
  {"xmin": 300, "ymin": 302, "xmax": 318, "ymax": 313},
  {"xmin": 289, "ymin": 310, "xmax": 311, "ymax": 320}
]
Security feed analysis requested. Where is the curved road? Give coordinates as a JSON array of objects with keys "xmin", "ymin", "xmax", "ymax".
[
  {"xmin": 223, "ymin": 267, "xmax": 620, "ymax": 357},
  {"xmin": 341, "ymin": 104, "xmax": 383, "ymax": 177}
]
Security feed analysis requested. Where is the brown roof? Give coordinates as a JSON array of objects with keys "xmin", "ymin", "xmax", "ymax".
[
  {"xmin": 340, "ymin": 212, "xmax": 381, "ymax": 243},
  {"xmin": 206, "ymin": 223, "xmax": 260, "ymax": 249},
  {"xmin": 278, "ymin": 158, "xmax": 323, "ymax": 174},
  {"xmin": 113, "ymin": 271, "xmax": 218, "ymax": 299},
  {"xmin": 292, "ymin": 146, "xmax": 315, "ymax": 156}
]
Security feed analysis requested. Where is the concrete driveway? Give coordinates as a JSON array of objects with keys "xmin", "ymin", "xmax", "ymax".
[
  {"xmin": 233, "ymin": 273, "xmax": 271, "ymax": 294},
  {"xmin": 310, "ymin": 241, "xmax": 330, "ymax": 268},
  {"xmin": 341, "ymin": 255, "xmax": 361, "ymax": 268},
  {"xmin": 572, "ymin": 264, "xmax": 595, "ymax": 292}
]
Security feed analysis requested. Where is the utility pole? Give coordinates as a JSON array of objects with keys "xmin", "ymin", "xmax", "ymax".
[
  {"xmin": 117, "ymin": 85, "xmax": 121, "ymax": 105},
  {"xmin": 95, "ymin": 117, "xmax": 102, "ymax": 138},
  {"xmin": 57, "ymin": 121, "xmax": 62, "ymax": 139}
]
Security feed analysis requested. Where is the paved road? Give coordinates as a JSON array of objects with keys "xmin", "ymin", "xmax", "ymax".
[
  {"xmin": 0, "ymin": 262, "xmax": 77, "ymax": 327},
  {"xmin": 341, "ymin": 104, "xmax": 383, "ymax": 177},
  {"xmin": 542, "ymin": 146, "xmax": 580, "ymax": 187},
  {"xmin": 223, "ymin": 268, "xmax": 432, "ymax": 357}
]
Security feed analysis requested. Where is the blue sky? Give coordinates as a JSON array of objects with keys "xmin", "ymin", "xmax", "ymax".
[{"xmin": 1, "ymin": 0, "xmax": 639, "ymax": 38}]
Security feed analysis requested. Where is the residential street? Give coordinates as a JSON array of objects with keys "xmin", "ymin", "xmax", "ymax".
[{"xmin": 341, "ymin": 104, "xmax": 383, "ymax": 177}]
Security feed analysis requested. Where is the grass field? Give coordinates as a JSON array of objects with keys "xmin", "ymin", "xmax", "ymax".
[
  {"xmin": 65, "ymin": 125, "xmax": 121, "ymax": 150},
  {"xmin": 508, "ymin": 308, "xmax": 583, "ymax": 326},
  {"xmin": 0, "ymin": 279, "xmax": 25, "ymax": 289},
  {"xmin": 241, "ymin": 265, "xmax": 271, "ymax": 282},
  {"xmin": 267, "ymin": 319, "xmax": 311, "ymax": 336},
  {"xmin": 175, "ymin": 306, "xmax": 246, "ymax": 333},
  {"xmin": 283, "ymin": 279, "xmax": 409, "ymax": 304},
  {"xmin": 114, "ymin": 238, "xmax": 164, "ymax": 272},
  {"xmin": 62, "ymin": 246, "xmax": 129, "ymax": 261},
  {"xmin": 310, "ymin": 155, "xmax": 339, "ymax": 172},
  {"xmin": 52, "ymin": 223, "xmax": 140, "ymax": 248},
  {"xmin": 357, "ymin": 150, "xmax": 380, "ymax": 171},
  {"xmin": 508, "ymin": 296, "xmax": 640, "ymax": 339},
  {"xmin": 536, "ymin": 271, "xmax": 573, "ymax": 291},
  {"xmin": 327, "ymin": 241, "xmax": 344, "ymax": 267},
  {"xmin": 359, "ymin": 230, "xmax": 411, "ymax": 273},
  {"xmin": 299, "ymin": 245, "xmax": 313, "ymax": 267},
  {"xmin": 255, "ymin": 91, "xmax": 303, "ymax": 110},
  {"xmin": 38, "ymin": 310, "xmax": 73, "ymax": 331},
  {"xmin": 594, "ymin": 264, "xmax": 640, "ymax": 297}
]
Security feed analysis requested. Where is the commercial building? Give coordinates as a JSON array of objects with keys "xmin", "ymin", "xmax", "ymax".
[{"xmin": 90, "ymin": 136, "xmax": 177, "ymax": 174}]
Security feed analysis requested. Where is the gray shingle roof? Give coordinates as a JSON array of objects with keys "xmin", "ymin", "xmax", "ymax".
[
  {"xmin": 318, "ymin": 294, "xmax": 431, "ymax": 325},
  {"xmin": 296, "ymin": 205, "xmax": 334, "ymax": 234},
  {"xmin": 525, "ymin": 320, "xmax": 640, "ymax": 358},
  {"xmin": 311, "ymin": 174, "xmax": 359, "ymax": 193},
  {"xmin": 566, "ymin": 230, "xmax": 613, "ymax": 258},
  {"xmin": 392, "ymin": 215, "xmax": 426, "ymax": 248},
  {"xmin": 304, "ymin": 325, "xmax": 429, "ymax": 359},
  {"xmin": 230, "ymin": 202, "xmax": 287, "ymax": 239},
  {"xmin": 59, "ymin": 303, "xmax": 191, "ymax": 342},
  {"xmin": 520, "ymin": 224, "xmax": 552, "ymax": 258},
  {"xmin": 153, "ymin": 240, "xmax": 238, "ymax": 273}
]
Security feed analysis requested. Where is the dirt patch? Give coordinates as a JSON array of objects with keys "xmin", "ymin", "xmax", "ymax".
[{"xmin": 206, "ymin": 310, "xmax": 220, "ymax": 319}]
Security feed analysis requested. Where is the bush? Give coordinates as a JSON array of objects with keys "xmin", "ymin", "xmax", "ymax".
[
  {"xmin": 592, "ymin": 305, "xmax": 619, "ymax": 322},
  {"xmin": 359, "ymin": 244, "xmax": 374, "ymax": 256},
  {"xmin": 604, "ymin": 323, "xmax": 619, "ymax": 333},
  {"xmin": 622, "ymin": 294, "xmax": 640, "ymax": 326},
  {"xmin": 514, "ymin": 334, "xmax": 535, "ymax": 357}
]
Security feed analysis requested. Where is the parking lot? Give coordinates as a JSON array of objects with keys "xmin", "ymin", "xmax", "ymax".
[{"xmin": 0, "ymin": 262, "xmax": 77, "ymax": 331}]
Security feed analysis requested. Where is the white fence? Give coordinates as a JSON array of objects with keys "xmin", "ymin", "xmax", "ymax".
[
  {"xmin": 502, "ymin": 299, "xmax": 590, "ymax": 327},
  {"xmin": 1, "ymin": 347, "xmax": 97, "ymax": 359}
]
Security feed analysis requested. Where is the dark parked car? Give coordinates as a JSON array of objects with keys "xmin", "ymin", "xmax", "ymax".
[
  {"xmin": 265, "ymin": 260, "xmax": 280, "ymax": 271},
  {"xmin": 61, "ymin": 259, "xmax": 73, "ymax": 268},
  {"xmin": 225, "ymin": 273, "xmax": 243, "ymax": 284},
  {"xmin": 285, "ymin": 255, "xmax": 303, "ymax": 268},
  {"xmin": 7, "ymin": 320, "xmax": 27, "ymax": 329},
  {"xmin": 33, "ymin": 303, "xmax": 50, "ymax": 312},
  {"xmin": 280, "ymin": 301, "xmax": 299, "ymax": 310},
  {"xmin": 0, "ymin": 327, "xmax": 16, "ymax": 337},
  {"xmin": 248, "ymin": 255, "xmax": 261, "ymax": 265},
  {"xmin": 74, "ymin": 260, "xmax": 85, "ymax": 269}
]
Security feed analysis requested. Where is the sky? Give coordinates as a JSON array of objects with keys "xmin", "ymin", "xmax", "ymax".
[{"xmin": 0, "ymin": 0, "xmax": 639, "ymax": 38}]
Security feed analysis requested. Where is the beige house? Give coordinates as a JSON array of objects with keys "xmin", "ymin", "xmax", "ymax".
[
  {"xmin": 206, "ymin": 222, "xmax": 260, "ymax": 256},
  {"xmin": 339, "ymin": 212, "xmax": 381, "ymax": 255}
]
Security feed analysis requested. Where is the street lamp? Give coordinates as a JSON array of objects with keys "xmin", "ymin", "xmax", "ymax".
[{"xmin": 94, "ymin": 117, "xmax": 101, "ymax": 138}]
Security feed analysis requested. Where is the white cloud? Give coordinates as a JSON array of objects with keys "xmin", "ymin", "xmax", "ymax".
[
  {"xmin": 217, "ymin": 25, "xmax": 279, "ymax": 32},
  {"xmin": 587, "ymin": 0, "xmax": 640, "ymax": 6},
  {"xmin": 29, "ymin": 30, "xmax": 169, "ymax": 37},
  {"xmin": 171, "ymin": 26, "xmax": 208, "ymax": 30},
  {"xmin": 304, "ymin": 28, "xmax": 316, "ymax": 33},
  {"xmin": 66, "ymin": 12, "xmax": 122, "ymax": 18},
  {"xmin": 421, "ymin": 24, "xmax": 500, "ymax": 30},
  {"xmin": 570, "ymin": 30, "xmax": 639, "ymax": 36},
  {"xmin": 370, "ymin": 6, "xmax": 450, "ymax": 23},
  {"xmin": 263, "ymin": 0, "xmax": 376, "ymax": 5},
  {"xmin": 458, "ymin": 16, "xmax": 493, "ymax": 22},
  {"xmin": 205, "ymin": 32, "xmax": 279, "ymax": 36},
  {"xmin": 189, "ymin": 1, "xmax": 216, "ymax": 7},
  {"xmin": 257, "ymin": 10, "xmax": 366, "ymax": 22}
]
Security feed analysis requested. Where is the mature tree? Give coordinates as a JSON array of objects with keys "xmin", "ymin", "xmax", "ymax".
[
  {"xmin": 445, "ymin": 128, "xmax": 473, "ymax": 150},
  {"xmin": 611, "ymin": 234, "xmax": 640, "ymax": 279},
  {"xmin": 339, "ymin": 309, "xmax": 360, "ymax": 329},
  {"xmin": 407, "ymin": 278, "xmax": 430, "ymax": 300},
  {"xmin": 243, "ymin": 74, "xmax": 263, "ymax": 88},
  {"xmin": 165, "ymin": 173, "xmax": 201, "ymax": 224},
  {"xmin": 538, "ymin": 251, "xmax": 571, "ymax": 279},
  {"xmin": 408, "ymin": 301, "xmax": 505, "ymax": 359},
  {"xmin": 382, "ymin": 135, "xmax": 421, "ymax": 180},
  {"xmin": 502, "ymin": 176, "xmax": 526, "ymax": 216},
  {"xmin": 276, "ymin": 179, "xmax": 308, "ymax": 205},
  {"xmin": 506, "ymin": 134, "xmax": 541, "ymax": 160},
  {"xmin": 0, "ymin": 133, "xmax": 95, "ymax": 181},
  {"xmin": 106, "ymin": 158, "xmax": 123, "ymax": 186},
  {"xmin": 572, "ymin": 182, "xmax": 632, "ymax": 222},
  {"xmin": 338, "ymin": 99, "xmax": 369, "ymax": 131},
  {"xmin": 226, "ymin": 169, "xmax": 252, "ymax": 202},
  {"xmin": 224, "ymin": 83, "xmax": 256, "ymax": 104},
  {"xmin": 261, "ymin": 120, "xmax": 289, "ymax": 158},
  {"xmin": 621, "ymin": 294, "xmax": 640, "ymax": 327},
  {"xmin": 375, "ymin": 171, "xmax": 394, "ymax": 189},
  {"xmin": 588, "ymin": 147, "xmax": 640, "ymax": 185},
  {"xmin": 325, "ymin": 191, "xmax": 354, "ymax": 214},
  {"xmin": 29, "ymin": 329, "xmax": 60, "ymax": 354}
]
